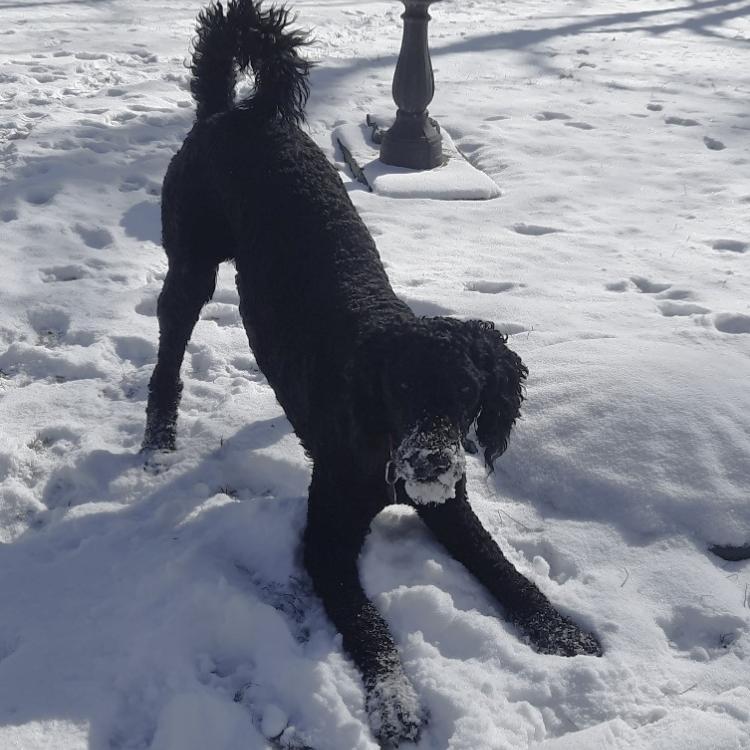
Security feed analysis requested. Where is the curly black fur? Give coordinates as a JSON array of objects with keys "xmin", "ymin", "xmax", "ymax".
[
  {"xmin": 143, "ymin": 2, "xmax": 601, "ymax": 745},
  {"xmin": 190, "ymin": 0, "xmax": 311, "ymax": 123}
]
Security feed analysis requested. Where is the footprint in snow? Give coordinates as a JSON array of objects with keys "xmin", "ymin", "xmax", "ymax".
[
  {"xmin": 658, "ymin": 605, "xmax": 746, "ymax": 658},
  {"xmin": 713, "ymin": 313, "xmax": 750, "ymax": 335},
  {"xmin": 564, "ymin": 121, "xmax": 595, "ymax": 130},
  {"xmin": 630, "ymin": 276, "xmax": 671, "ymax": 294},
  {"xmin": 712, "ymin": 239, "xmax": 747, "ymax": 253},
  {"xmin": 605, "ymin": 280, "xmax": 628, "ymax": 292},
  {"xmin": 534, "ymin": 111, "xmax": 571, "ymax": 121},
  {"xmin": 74, "ymin": 223, "xmax": 114, "ymax": 250},
  {"xmin": 40, "ymin": 265, "xmax": 89, "ymax": 283},
  {"xmin": 657, "ymin": 300, "xmax": 710, "ymax": 317},
  {"xmin": 656, "ymin": 287, "xmax": 695, "ymax": 301},
  {"xmin": 24, "ymin": 185, "xmax": 58, "ymax": 206},
  {"xmin": 629, "ymin": 279, "xmax": 706, "ymax": 315},
  {"xmin": 112, "ymin": 336, "xmax": 157, "ymax": 367},
  {"xmin": 28, "ymin": 305, "xmax": 70, "ymax": 346},
  {"xmin": 703, "ymin": 136, "xmax": 726, "ymax": 151},
  {"xmin": 465, "ymin": 280, "xmax": 520, "ymax": 294},
  {"xmin": 28, "ymin": 426, "xmax": 81, "ymax": 456},
  {"xmin": 665, "ymin": 116, "xmax": 700, "ymax": 127},
  {"xmin": 513, "ymin": 223, "xmax": 561, "ymax": 236}
]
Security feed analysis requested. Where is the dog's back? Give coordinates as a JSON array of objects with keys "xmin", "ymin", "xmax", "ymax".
[{"xmin": 160, "ymin": 0, "xmax": 409, "ymax": 445}]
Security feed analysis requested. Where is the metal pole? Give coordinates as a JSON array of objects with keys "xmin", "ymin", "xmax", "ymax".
[{"xmin": 379, "ymin": 0, "xmax": 443, "ymax": 170}]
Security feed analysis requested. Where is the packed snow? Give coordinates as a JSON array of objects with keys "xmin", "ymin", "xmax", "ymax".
[{"xmin": 1, "ymin": 0, "xmax": 749, "ymax": 748}]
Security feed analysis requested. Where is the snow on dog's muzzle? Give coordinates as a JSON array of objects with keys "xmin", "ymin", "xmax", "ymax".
[{"xmin": 389, "ymin": 420, "xmax": 465, "ymax": 505}]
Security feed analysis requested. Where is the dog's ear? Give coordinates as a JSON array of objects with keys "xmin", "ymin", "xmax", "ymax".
[{"xmin": 467, "ymin": 321, "xmax": 528, "ymax": 469}]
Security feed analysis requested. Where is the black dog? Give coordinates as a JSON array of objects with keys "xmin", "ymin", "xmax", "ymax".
[{"xmin": 142, "ymin": 1, "xmax": 601, "ymax": 744}]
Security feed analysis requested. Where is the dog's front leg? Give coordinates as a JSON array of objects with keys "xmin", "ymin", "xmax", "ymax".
[
  {"xmin": 412, "ymin": 477, "xmax": 602, "ymax": 657},
  {"xmin": 304, "ymin": 469, "xmax": 424, "ymax": 747}
]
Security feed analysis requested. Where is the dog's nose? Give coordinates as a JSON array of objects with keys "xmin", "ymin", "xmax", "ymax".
[
  {"xmin": 409, "ymin": 449, "xmax": 454, "ymax": 483},
  {"xmin": 393, "ymin": 418, "xmax": 464, "ymax": 483},
  {"xmin": 393, "ymin": 420, "xmax": 466, "ymax": 505}
]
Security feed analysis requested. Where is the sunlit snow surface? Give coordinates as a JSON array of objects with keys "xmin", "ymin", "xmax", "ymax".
[{"xmin": 1, "ymin": 0, "xmax": 749, "ymax": 748}]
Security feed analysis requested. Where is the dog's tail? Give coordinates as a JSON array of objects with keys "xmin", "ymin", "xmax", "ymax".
[{"xmin": 189, "ymin": 0, "xmax": 311, "ymax": 124}]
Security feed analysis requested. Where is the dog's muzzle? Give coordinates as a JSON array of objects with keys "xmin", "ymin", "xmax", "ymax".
[{"xmin": 389, "ymin": 419, "xmax": 465, "ymax": 505}]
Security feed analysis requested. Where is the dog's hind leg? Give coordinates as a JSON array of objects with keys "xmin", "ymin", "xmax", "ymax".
[
  {"xmin": 413, "ymin": 477, "xmax": 602, "ymax": 657},
  {"xmin": 142, "ymin": 260, "xmax": 218, "ymax": 452},
  {"xmin": 304, "ymin": 468, "xmax": 424, "ymax": 747}
]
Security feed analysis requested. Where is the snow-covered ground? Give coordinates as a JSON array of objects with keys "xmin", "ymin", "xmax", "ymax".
[{"xmin": 1, "ymin": 0, "xmax": 749, "ymax": 747}]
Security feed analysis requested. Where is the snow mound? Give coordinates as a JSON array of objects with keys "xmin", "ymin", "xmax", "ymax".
[{"xmin": 503, "ymin": 338, "xmax": 750, "ymax": 545}]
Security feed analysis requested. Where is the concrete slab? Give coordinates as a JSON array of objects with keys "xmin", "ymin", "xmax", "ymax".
[{"xmin": 333, "ymin": 117, "xmax": 500, "ymax": 201}]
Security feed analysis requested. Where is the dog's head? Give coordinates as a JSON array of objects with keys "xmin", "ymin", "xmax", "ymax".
[{"xmin": 355, "ymin": 318, "xmax": 527, "ymax": 504}]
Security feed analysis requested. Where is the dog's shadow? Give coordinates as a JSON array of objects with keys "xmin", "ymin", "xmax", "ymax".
[
  {"xmin": 37, "ymin": 416, "xmax": 300, "ymax": 522},
  {"xmin": 1, "ymin": 418, "xmax": 318, "ymax": 748}
]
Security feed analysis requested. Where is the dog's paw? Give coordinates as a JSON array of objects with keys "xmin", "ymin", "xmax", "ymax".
[
  {"xmin": 140, "ymin": 424, "xmax": 177, "ymax": 454},
  {"xmin": 140, "ymin": 430, "xmax": 178, "ymax": 474},
  {"xmin": 514, "ymin": 607, "xmax": 602, "ymax": 657},
  {"xmin": 141, "ymin": 449, "xmax": 170, "ymax": 475},
  {"xmin": 365, "ymin": 673, "xmax": 425, "ymax": 748}
]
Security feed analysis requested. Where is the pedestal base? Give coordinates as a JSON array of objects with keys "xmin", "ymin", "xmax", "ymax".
[
  {"xmin": 334, "ymin": 115, "xmax": 500, "ymax": 201},
  {"xmin": 379, "ymin": 112, "xmax": 443, "ymax": 170}
]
